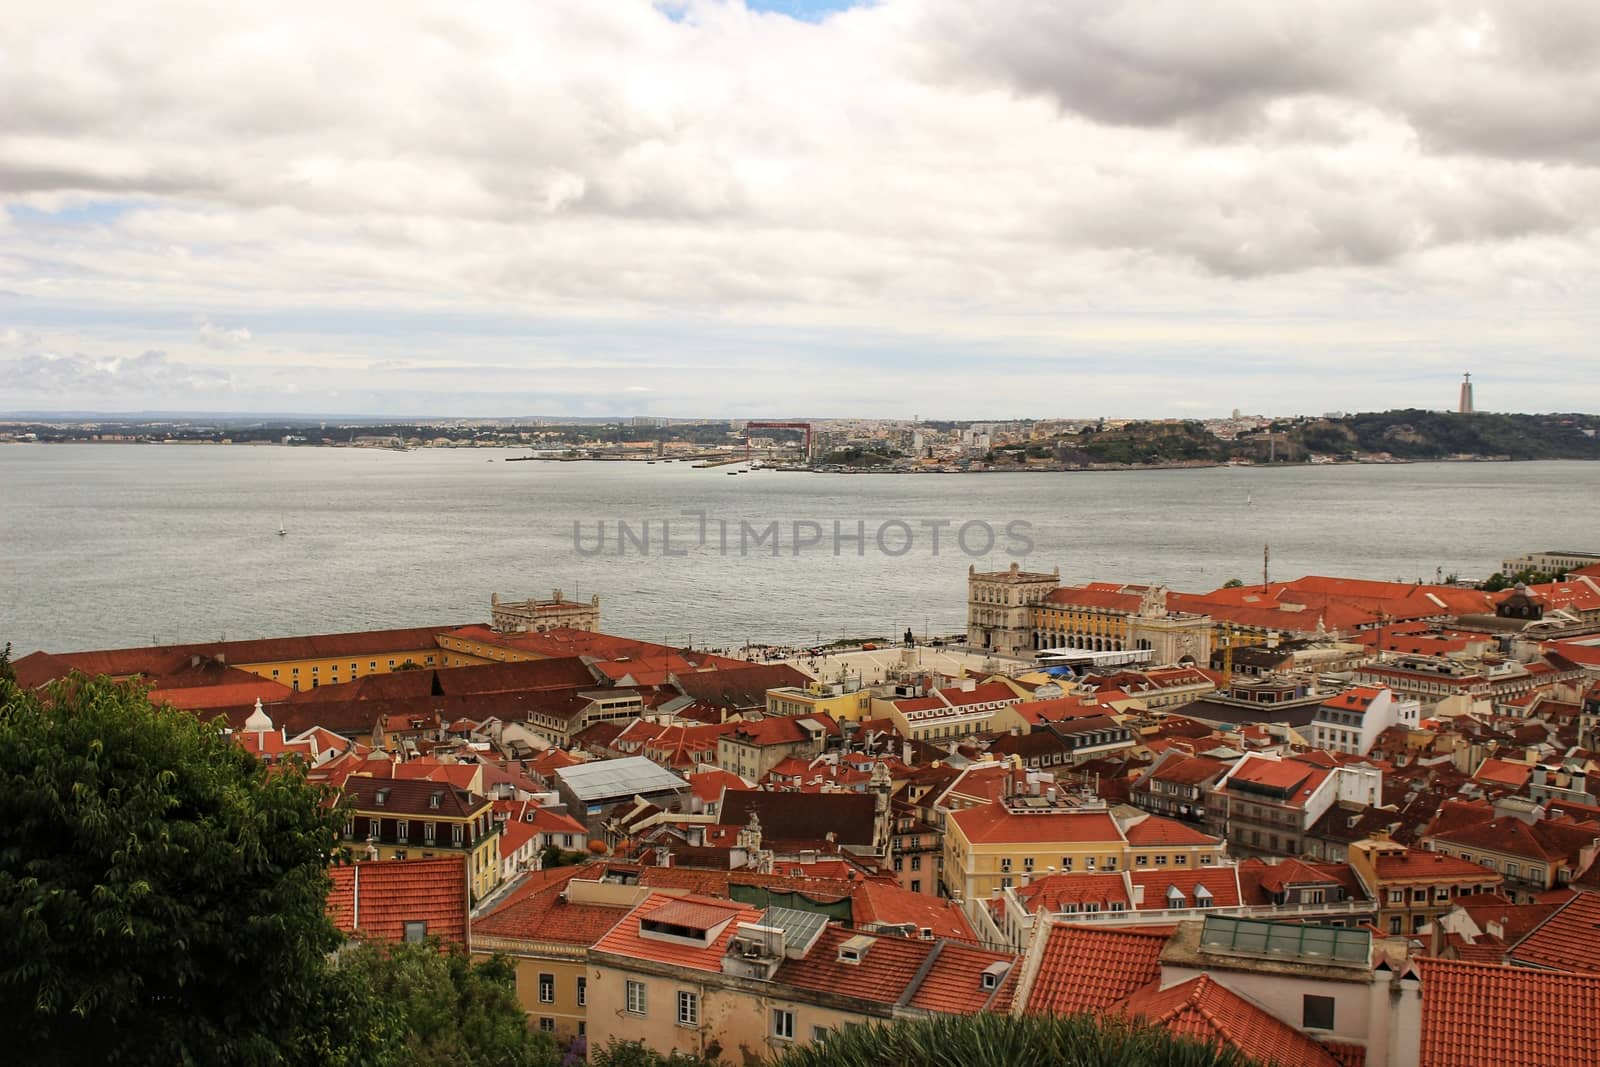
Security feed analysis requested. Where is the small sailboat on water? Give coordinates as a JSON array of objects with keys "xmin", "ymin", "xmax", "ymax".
[{"xmin": 278, "ymin": 516, "xmax": 287, "ymax": 537}]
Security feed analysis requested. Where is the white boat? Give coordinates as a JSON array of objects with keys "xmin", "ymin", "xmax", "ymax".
[{"xmin": 278, "ymin": 517, "xmax": 287, "ymax": 537}]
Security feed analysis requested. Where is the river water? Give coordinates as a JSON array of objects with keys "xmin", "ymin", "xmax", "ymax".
[{"xmin": 3, "ymin": 445, "xmax": 1597, "ymax": 654}]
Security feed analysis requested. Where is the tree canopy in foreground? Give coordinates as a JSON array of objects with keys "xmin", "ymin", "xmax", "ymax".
[
  {"xmin": 767, "ymin": 1012, "xmax": 1261, "ymax": 1067},
  {"xmin": 0, "ymin": 673, "xmax": 558, "ymax": 1066}
]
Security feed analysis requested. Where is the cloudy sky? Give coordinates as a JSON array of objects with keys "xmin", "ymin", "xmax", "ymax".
[{"xmin": 3, "ymin": 0, "xmax": 1598, "ymax": 419}]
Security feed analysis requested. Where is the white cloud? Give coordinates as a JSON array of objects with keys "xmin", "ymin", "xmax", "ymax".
[
  {"xmin": 196, "ymin": 319, "xmax": 251, "ymax": 348},
  {"xmin": 0, "ymin": 1, "xmax": 1596, "ymax": 414}
]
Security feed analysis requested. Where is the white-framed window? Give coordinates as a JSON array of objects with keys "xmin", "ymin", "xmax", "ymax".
[
  {"xmin": 677, "ymin": 990, "xmax": 698, "ymax": 1027},
  {"xmin": 626, "ymin": 980, "xmax": 647, "ymax": 1015},
  {"xmin": 577, "ymin": 976, "xmax": 586, "ymax": 1006},
  {"xmin": 772, "ymin": 1009, "xmax": 795, "ymax": 1040},
  {"xmin": 539, "ymin": 1017, "xmax": 554, "ymax": 1033},
  {"xmin": 403, "ymin": 921, "xmax": 427, "ymax": 943},
  {"xmin": 539, "ymin": 973, "xmax": 555, "ymax": 1004}
]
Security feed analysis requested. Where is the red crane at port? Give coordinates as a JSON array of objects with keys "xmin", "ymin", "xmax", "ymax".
[{"xmin": 744, "ymin": 421, "xmax": 812, "ymax": 462}]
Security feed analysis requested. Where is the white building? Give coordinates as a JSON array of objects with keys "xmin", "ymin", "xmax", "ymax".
[{"xmin": 1309, "ymin": 686, "xmax": 1419, "ymax": 756}]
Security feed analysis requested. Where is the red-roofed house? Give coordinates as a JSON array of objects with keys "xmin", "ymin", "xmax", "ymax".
[
  {"xmin": 885, "ymin": 679, "xmax": 1027, "ymax": 742},
  {"xmin": 715, "ymin": 714, "xmax": 837, "ymax": 781},
  {"xmin": 1422, "ymin": 804, "xmax": 1600, "ymax": 901},
  {"xmin": 471, "ymin": 871, "xmax": 640, "ymax": 1039},
  {"xmin": 944, "ymin": 800, "xmax": 1131, "ymax": 901},
  {"xmin": 589, "ymin": 889, "xmax": 1015, "ymax": 1059},
  {"xmin": 1221, "ymin": 754, "xmax": 1383, "ymax": 859},
  {"xmin": 1310, "ymin": 686, "xmax": 1420, "ymax": 757},
  {"xmin": 1348, "ymin": 835, "xmax": 1504, "ymax": 939}
]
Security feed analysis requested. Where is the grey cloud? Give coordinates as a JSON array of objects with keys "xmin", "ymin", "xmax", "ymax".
[
  {"xmin": 916, "ymin": 1, "xmax": 1401, "ymax": 129},
  {"xmin": 918, "ymin": 1, "xmax": 1600, "ymax": 163},
  {"xmin": 9, "ymin": 349, "xmax": 233, "ymax": 396}
]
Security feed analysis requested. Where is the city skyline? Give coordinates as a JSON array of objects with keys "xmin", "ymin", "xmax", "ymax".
[{"xmin": 4, "ymin": 1, "xmax": 1599, "ymax": 417}]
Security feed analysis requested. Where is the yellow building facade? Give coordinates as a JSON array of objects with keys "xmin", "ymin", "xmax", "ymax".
[
  {"xmin": 341, "ymin": 776, "xmax": 502, "ymax": 903},
  {"xmin": 942, "ymin": 803, "xmax": 1228, "ymax": 902},
  {"xmin": 765, "ymin": 684, "xmax": 873, "ymax": 723}
]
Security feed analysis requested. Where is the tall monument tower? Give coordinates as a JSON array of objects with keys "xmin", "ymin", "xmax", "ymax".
[{"xmin": 1459, "ymin": 372, "xmax": 1474, "ymax": 414}]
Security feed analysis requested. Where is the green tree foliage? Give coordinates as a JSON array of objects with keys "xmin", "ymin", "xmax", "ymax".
[
  {"xmin": 335, "ymin": 941, "xmax": 562, "ymax": 1067},
  {"xmin": 0, "ymin": 673, "xmax": 562, "ymax": 1066},
  {"xmin": 1483, "ymin": 567, "xmax": 1565, "ymax": 592},
  {"xmin": 768, "ymin": 1013, "xmax": 1261, "ymax": 1067},
  {"xmin": 0, "ymin": 641, "xmax": 14, "ymax": 685},
  {"xmin": 1222, "ymin": 578, "xmax": 1245, "ymax": 589},
  {"xmin": 0, "ymin": 673, "xmax": 351, "ymax": 1064}
]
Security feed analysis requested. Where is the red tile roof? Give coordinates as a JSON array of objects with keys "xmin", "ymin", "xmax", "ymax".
[
  {"xmin": 1024, "ymin": 924, "xmax": 1168, "ymax": 1016},
  {"xmin": 950, "ymin": 803, "xmax": 1124, "ymax": 846},
  {"xmin": 902, "ymin": 941, "xmax": 1019, "ymax": 1015},
  {"xmin": 1372, "ymin": 846, "xmax": 1502, "ymax": 882},
  {"xmin": 591, "ymin": 892, "xmax": 760, "ymax": 971},
  {"xmin": 473, "ymin": 880, "xmax": 630, "ymax": 945},
  {"xmin": 1471, "ymin": 758, "xmax": 1534, "ymax": 790},
  {"xmin": 1225, "ymin": 756, "xmax": 1325, "ymax": 795},
  {"xmin": 775, "ymin": 925, "xmax": 1013, "ymax": 1013},
  {"xmin": 327, "ymin": 857, "xmax": 468, "ymax": 945},
  {"xmin": 1123, "ymin": 815, "xmax": 1220, "ymax": 848},
  {"xmin": 1014, "ymin": 873, "xmax": 1133, "ymax": 914},
  {"xmin": 1319, "ymin": 686, "xmax": 1383, "ymax": 715},
  {"xmin": 1128, "ymin": 868, "xmax": 1243, "ymax": 910},
  {"xmin": 1508, "ymin": 890, "xmax": 1600, "ymax": 973},
  {"xmin": 1119, "ymin": 975, "xmax": 1341, "ymax": 1067},
  {"xmin": 1146, "ymin": 754, "xmax": 1229, "ymax": 787},
  {"xmin": 1418, "ymin": 957, "xmax": 1600, "ymax": 1067},
  {"xmin": 850, "ymin": 880, "xmax": 978, "ymax": 943},
  {"xmin": 1042, "ymin": 585, "xmax": 1147, "ymax": 612}
]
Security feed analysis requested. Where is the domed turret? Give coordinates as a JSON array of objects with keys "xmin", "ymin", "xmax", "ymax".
[{"xmin": 244, "ymin": 697, "xmax": 273, "ymax": 733}]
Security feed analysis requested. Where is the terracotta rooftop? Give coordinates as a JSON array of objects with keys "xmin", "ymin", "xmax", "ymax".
[
  {"xmin": 1118, "ymin": 974, "xmax": 1342, "ymax": 1067},
  {"xmin": 591, "ymin": 892, "xmax": 760, "ymax": 972},
  {"xmin": 1419, "ymin": 957, "xmax": 1600, "ymax": 1067},
  {"xmin": 901, "ymin": 940, "xmax": 1019, "ymax": 1015},
  {"xmin": 1224, "ymin": 756, "xmax": 1326, "ymax": 797},
  {"xmin": 1014, "ymin": 873, "xmax": 1133, "ymax": 915},
  {"xmin": 1508, "ymin": 890, "xmax": 1600, "ymax": 973},
  {"xmin": 1123, "ymin": 815, "xmax": 1220, "ymax": 848},
  {"xmin": 327, "ymin": 856, "xmax": 468, "ymax": 945},
  {"xmin": 950, "ymin": 803, "xmax": 1124, "ymax": 846},
  {"xmin": 473, "ymin": 879, "xmax": 630, "ymax": 946},
  {"xmin": 775, "ymin": 924, "xmax": 1015, "ymax": 1014},
  {"xmin": 1146, "ymin": 754, "xmax": 1229, "ymax": 787},
  {"xmin": 1023, "ymin": 924, "xmax": 1168, "ymax": 1016}
]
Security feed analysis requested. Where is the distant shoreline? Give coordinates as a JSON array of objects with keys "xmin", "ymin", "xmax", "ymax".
[{"xmin": 3, "ymin": 439, "xmax": 1572, "ymax": 473}]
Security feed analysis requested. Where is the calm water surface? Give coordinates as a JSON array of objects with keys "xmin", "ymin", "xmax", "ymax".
[{"xmin": 3, "ymin": 445, "xmax": 1598, "ymax": 654}]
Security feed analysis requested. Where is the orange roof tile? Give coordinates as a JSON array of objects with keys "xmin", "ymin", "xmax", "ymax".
[
  {"xmin": 327, "ymin": 856, "xmax": 467, "ymax": 945},
  {"xmin": 1014, "ymin": 873, "xmax": 1132, "ymax": 914},
  {"xmin": 902, "ymin": 941, "xmax": 1019, "ymax": 1015},
  {"xmin": 1418, "ymin": 957, "xmax": 1600, "ymax": 1067},
  {"xmin": 591, "ymin": 892, "xmax": 760, "ymax": 971},
  {"xmin": 950, "ymin": 803, "xmax": 1124, "ymax": 846},
  {"xmin": 1123, "ymin": 815, "xmax": 1221, "ymax": 848},
  {"xmin": 1119, "ymin": 975, "xmax": 1341, "ymax": 1067},
  {"xmin": 1024, "ymin": 924, "xmax": 1168, "ymax": 1016},
  {"xmin": 1508, "ymin": 890, "xmax": 1600, "ymax": 974},
  {"xmin": 473, "ymin": 881, "xmax": 630, "ymax": 945}
]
